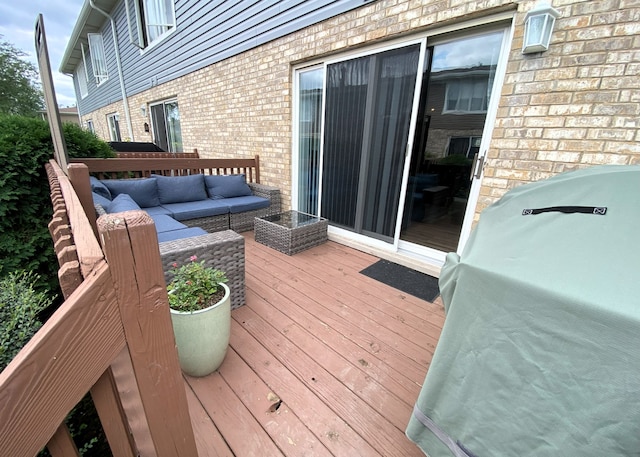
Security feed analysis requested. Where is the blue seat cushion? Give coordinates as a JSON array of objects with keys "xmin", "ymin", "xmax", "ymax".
[
  {"xmin": 150, "ymin": 214, "xmax": 188, "ymax": 233},
  {"xmin": 161, "ymin": 200, "xmax": 229, "ymax": 221},
  {"xmin": 224, "ymin": 196, "xmax": 270, "ymax": 214},
  {"xmin": 107, "ymin": 194, "xmax": 140, "ymax": 213},
  {"xmin": 157, "ymin": 227, "xmax": 208, "ymax": 243},
  {"xmin": 143, "ymin": 206, "xmax": 174, "ymax": 217},
  {"xmin": 205, "ymin": 174, "xmax": 253, "ymax": 199},
  {"xmin": 102, "ymin": 178, "xmax": 160, "ymax": 208},
  {"xmin": 151, "ymin": 174, "xmax": 208, "ymax": 204}
]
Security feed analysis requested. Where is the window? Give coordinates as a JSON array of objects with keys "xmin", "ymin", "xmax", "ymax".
[
  {"xmin": 86, "ymin": 120, "xmax": 95, "ymax": 133},
  {"xmin": 88, "ymin": 33, "xmax": 108, "ymax": 85},
  {"xmin": 129, "ymin": 0, "xmax": 176, "ymax": 49},
  {"xmin": 447, "ymin": 136, "xmax": 482, "ymax": 159},
  {"xmin": 76, "ymin": 63, "xmax": 88, "ymax": 99},
  {"xmin": 107, "ymin": 113, "xmax": 121, "ymax": 141},
  {"xmin": 443, "ymin": 77, "xmax": 489, "ymax": 114},
  {"xmin": 150, "ymin": 99, "xmax": 182, "ymax": 152}
]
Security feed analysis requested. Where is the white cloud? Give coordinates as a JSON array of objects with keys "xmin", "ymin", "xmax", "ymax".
[{"xmin": 431, "ymin": 32, "xmax": 503, "ymax": 72}]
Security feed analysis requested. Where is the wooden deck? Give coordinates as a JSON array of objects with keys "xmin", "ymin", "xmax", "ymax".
[{"xmin": 183, "ymin": 233, "xmax": 445, "ymax": 456}]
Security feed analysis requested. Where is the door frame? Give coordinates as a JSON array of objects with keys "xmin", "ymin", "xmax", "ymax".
[{"xmin": 291, "ymin": 11, "xmax": 516, "ymax": 270}]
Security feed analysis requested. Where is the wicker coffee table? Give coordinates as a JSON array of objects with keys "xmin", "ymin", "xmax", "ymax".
[{"xmin": 254, "ymin": 210, "xmax": 328, "ymax": 255}]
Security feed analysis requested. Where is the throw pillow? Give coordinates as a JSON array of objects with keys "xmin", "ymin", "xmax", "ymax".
[
  {"xmin": 204, "ymin": 174, "xmax": 252, "ymax": 199},
  {"xmin": 151, "ymin": 174, "xmax": 208, "ymax": 204},
  {"xmin": 90, "ymin": 176, "xmax": 112, "ymax": 200},
  {"xmin": 107, "ymin": 193, "xmax": 141, "ymax": 213},
  {"xmin": 103, "ymin": 178, "xmax": 160, "ymax": 208},
  {"xmin": 92, "ymin": 191, "xmax": 112, "ymax": 209}
]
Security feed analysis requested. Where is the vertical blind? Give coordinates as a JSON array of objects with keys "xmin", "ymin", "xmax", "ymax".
[{"xmin": 322, "ymin": 44, "xmax": 420, "ymax": 239}]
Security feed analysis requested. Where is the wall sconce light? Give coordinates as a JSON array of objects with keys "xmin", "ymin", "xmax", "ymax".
[
  {"xmin": 144, "ymin": 122, "xmax": 150, "ymax": 133},
  {"xmin": 140, "ymin": 104, "xmax": 147, "ymax": 118},
  {"xmin": 522, "ymin": 1, "xmax": 560, "ymax": 54}
]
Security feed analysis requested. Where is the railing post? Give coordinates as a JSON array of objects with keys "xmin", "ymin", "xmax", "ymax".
[
  {"xmin": 68, "ymin": 163, "xmax": 98, "ymax": 239},
  {"xmin": 98, "ymin": 210, "xmax": 198, "ymax": 457}
]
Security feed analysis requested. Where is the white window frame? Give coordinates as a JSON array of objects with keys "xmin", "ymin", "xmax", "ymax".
[
  {"xmin": 443, "ymin": 77, "xmax": 490, "ymax": 114},
  {"xmin": 107, "ymin": 113, "xmax": 121, "ymax": 141},
  {"xmin": 76, "ymin": 62, "xmax": 88, "ymax": 99},
  {"xmin": 149, "ymin": 98, "xmax": 183, "ymax": 152},
  {"xmin": 88, "ymin": 33, "xmax": 109, "ymax": 86},
  {"xmin": 126, "ymin": 0, "xmax": 176, "ymax": 50}
]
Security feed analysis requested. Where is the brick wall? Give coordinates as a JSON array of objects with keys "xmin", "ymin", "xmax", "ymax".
[{"xmin": 81, "ymin": 0, "xmax": 640, "ymax": 217}]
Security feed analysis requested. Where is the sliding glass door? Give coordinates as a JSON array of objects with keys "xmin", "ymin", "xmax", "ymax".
[
  {"xmin": 294, "ymin": 25, "xmax": 509, "ymax": 258},
  {"xmin": 322, "ymin": 44, "xmax": 421, "ymax": 241}
]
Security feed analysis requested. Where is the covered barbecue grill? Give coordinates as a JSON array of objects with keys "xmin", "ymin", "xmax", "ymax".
[{"xmin": 407, "ymin": 165, "xmax": 640, "ymax": 456}]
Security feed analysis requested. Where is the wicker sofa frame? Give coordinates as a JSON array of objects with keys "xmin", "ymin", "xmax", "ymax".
[
  {"xmin": 79, "ymin": 156, "xmax": 279, "ymax": 310},
  {"xmin": 76, "ymin": 156, "xmax": 282, "ymax": 233}
]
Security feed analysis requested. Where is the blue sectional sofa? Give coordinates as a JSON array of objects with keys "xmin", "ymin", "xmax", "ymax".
[{"xmin": 90, "ymin": 173, "xmax": 281, "ymax": 240}]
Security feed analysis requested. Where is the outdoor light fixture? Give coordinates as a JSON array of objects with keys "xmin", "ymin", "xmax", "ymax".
[
  {"xmin": 522, "ymin": 1, "xmax": 560, "ymax": 54},
  {"xmin": 140, "ymin": 104, "xmax": 147, "ymax": 117}
]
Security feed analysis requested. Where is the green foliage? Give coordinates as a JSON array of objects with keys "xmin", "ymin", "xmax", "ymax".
[
  {"xmin": 0, "ymin": 115, "xmax": 115, "ymax": 292},
  {"xmin": 167, "ymin": 256, "xmax": 227, "ymax": 312},
  {"xmin": 0, "ymin": 271, "xmax": 53, "ymax": 371},
  {"xmin": 434, "ymin": 154, "xmax": 473, "ymax": 166},
  {"xmin": 0, "ymin": 115, "xmax": 115, "ymax": 456},
  {"xmin": 0, "ymin": 36, "xmax": 44, "ymax": 117},
  {"xmin": 63, "ymin": 122, "xmax": 116, "ymax": 159}
]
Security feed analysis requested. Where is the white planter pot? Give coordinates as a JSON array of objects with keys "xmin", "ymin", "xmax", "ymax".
[{"xmin": 170, "ymin": 283, "xmax": 231, "ymax": 377}]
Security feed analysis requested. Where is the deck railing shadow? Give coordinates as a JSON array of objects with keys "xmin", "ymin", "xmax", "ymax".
[{"xmin": 0, "ymin": 159, "xmax": 198, "ymax": 456}]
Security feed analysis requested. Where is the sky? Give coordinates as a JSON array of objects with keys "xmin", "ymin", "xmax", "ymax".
[{"xmin": 0, "ymin": 0, "xmax": 86, "ymax": 107}]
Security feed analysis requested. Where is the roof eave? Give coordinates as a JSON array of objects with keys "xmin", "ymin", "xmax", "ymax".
[{"xmin": 59, "ymin": 0, "xmax": 118, "ymax": 74}]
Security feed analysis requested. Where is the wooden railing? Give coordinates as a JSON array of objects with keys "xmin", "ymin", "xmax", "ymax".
[
  {"xmin": 0, "ymin": 160, "xmax": 198, "ymax": 456},
  {"xmin": 72, "ymin": 155, "xmax": 261, "ymax": 183}
]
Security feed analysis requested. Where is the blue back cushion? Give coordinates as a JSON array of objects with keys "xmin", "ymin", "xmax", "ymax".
[
  {"xmin": 107, "ymin": 193, "xmax": 141, "ymax": 213},
  {"xmin": 151, "ymin": 174, "xmax": 208, "ymax": 204},
  {"xmin": 205, "ymin": 174, "xmax": 253, "ymax": 199},
  {"xmin": 90, "ymin": 176, "xmax": 112, "ymax": 200},
  {"xmin": 103, "ymin": 178, "xmax": 160, "ymax": 208}
]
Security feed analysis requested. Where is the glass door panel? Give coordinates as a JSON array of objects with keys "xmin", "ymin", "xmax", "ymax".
[
  {"xmin": 296, "ymin": 68, "xmax": 324, "ymax": 215},
  {"xmin": 401, "ymin": 31, "xmax": 504, "ymax": 252},
  {"xmin": 322, "ymin": 44, "xmax": 421, "ymax": 241}
]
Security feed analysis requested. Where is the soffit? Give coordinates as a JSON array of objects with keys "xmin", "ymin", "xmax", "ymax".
[{"xmin": 59, "ymin": 0, "xmax": 119, "ymax": 74}]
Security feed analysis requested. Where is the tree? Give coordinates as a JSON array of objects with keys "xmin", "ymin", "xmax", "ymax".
[{"xmin": 0, "ymin": 36, "xmax": 44, "ymax": 117}]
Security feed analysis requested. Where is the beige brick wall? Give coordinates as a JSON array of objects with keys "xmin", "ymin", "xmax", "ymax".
[
  {"xmin": 82, "ymin": 0, "xmax": 640, "ymax": 218},
  {"xmin": 485, "ymin": 0, "xmax": 640, "ymax": 214}
]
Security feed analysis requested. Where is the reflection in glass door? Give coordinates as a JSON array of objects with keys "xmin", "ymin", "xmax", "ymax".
[{"xmin": 401, "ymin": 31, "xmax": 504, "ymax": 252}]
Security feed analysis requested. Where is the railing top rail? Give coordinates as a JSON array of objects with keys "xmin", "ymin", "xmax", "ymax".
[{"xmin": 72, "ymin": 156, "xmax": 261, "ymax": 183}]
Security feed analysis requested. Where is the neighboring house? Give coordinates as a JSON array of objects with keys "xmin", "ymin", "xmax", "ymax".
[
  {"xmin": 60, "ymin": 0, "xmax": 640, "ymax": 274},
  {"xmin": 40, "ymin": 106, "xmax": 80, "ymax": 126}
]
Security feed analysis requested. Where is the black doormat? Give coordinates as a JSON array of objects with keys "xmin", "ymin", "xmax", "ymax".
[{"xmin": 360, "ymin": 259, "xmax": 440, "ymax": 302}]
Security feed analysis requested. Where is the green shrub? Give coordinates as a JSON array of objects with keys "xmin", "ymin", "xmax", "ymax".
[
  {"xmin": 0, "ymin": 271, "xmax": 110, "ymax": 456},
  {"xmin": 0, "ymin": 115, "xmax": 114, "ymax": 292},
  {"xmin": 0, "ymin": 271, "xmax": 53, "ymax": 371}
]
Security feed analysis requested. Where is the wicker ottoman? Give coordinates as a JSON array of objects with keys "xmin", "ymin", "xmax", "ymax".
[{"xmin": 254, "ymin": 210, "xmax": 328, "ymax": 255}]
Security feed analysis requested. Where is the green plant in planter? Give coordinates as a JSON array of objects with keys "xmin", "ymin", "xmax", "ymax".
[{"xmin": 167, "ymin": 256, "xmax": 227, "ymax": 312}]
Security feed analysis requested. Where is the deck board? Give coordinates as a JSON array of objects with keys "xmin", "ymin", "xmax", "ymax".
[{"xmin": 184, "ymin": 233, "xmax": 445, "ymax": 456}]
